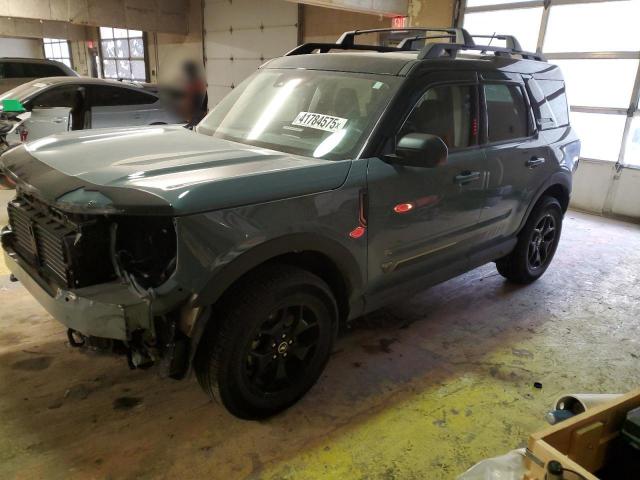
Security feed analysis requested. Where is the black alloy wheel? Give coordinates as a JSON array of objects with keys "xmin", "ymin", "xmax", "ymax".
[
  {"xmin": 195, "ymin": 265, "xmax": 337, "ymax": 419},
  {"xmin": 496, "ymin": 195, "xmax": 563, "ymax": 284},
  {"xmin": 527, "ymin": 214, "xmax": 557, "ymax": 270},
  {"xmin": 244, "ymin": 304, "xmax": 320, "ymax": 395}
]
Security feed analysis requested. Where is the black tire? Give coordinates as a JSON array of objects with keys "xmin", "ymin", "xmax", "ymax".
[
  {"xmin": 496, "ymin": 196, "xmax": 563, "ymax": 284},
  {"xmin": 194, "ymin": 264, "xmax": 337, "ymax": 419}
]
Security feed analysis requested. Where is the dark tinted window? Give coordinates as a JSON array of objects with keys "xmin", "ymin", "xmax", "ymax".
[
  {"xmin": 90, "ymin": 85, "xmax": 157, "ymax": 106},
  {"xmin": 24, "ymin": 63, "xmax": 66, "ymax": 77},
  {"xmin": 527, "ymin": 78, "xmax": 569, "ymax": 130},
  {"xmin": 484, "ymin": 84, "xmax": 529, "ymax": 142},
  {"xmin": 0, "ymin": 63, "xmax": 27, "ymax": 78},
  {"xmin": 0, "ymin": 62, "xmax": 65, "ymax": 79},
  {"xmin": 400, "ymin": 84, "xmax": 478, "ymax": 150},
  {"xmin": 31, "ymin": 85, "xmax": 81, "ymax": 108}
]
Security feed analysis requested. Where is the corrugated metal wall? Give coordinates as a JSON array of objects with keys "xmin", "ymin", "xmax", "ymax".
[{"xmin": 203, "ymin": 0, "xmax": 299, "ymax": 106}]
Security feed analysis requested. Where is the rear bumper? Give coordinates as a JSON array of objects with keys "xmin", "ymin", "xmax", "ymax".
[{"xmin": 3, "ymin": 246, "xmax": 150, "ymax": 341}]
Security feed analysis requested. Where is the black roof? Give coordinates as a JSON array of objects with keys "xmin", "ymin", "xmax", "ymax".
[{"xmin": 265, "ymin": 51, "xmax": 560, "ymax": 79}]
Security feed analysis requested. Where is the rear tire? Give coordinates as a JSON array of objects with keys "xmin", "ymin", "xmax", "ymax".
[
  {"xmin": 194, "ymin": 265, "xmax": 337, "ymax": 419},
  {"xmin": 496, "ymin": 196, "xmax": 563, "ymax": 284}
]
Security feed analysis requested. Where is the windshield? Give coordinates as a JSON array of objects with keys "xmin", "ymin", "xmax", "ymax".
[
  {"xmin": 0, "ymin": 80, "xmax": 51, "ymax": 108},
  {"xmin": 197, "ymin": 69, "xmax": 399, "ymax": 160}
]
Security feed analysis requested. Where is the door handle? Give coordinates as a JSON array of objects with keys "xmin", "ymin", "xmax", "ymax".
[
  {"xmin": 455, "ymin": 170, "xmax": 481, "ymax": 185},
  {"xmin": 52, "ymin": 117, "xmax": 65, "ymax": 123},
  {"xmin": 526, "ymin": 156, "xmax": 546, "ymax": 168}
]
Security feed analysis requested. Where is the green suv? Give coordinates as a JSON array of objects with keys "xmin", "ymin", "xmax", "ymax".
[{"xmin": 1, "ymin": 28, "xmax": 580, "ymax": 419}]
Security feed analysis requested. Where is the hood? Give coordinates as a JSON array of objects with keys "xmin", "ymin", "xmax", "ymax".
[{"xmin": 0, "ymin": 125, "xmax": 352, "ymax": 215}]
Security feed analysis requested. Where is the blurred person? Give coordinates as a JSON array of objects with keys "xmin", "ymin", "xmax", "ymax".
[{"xmin": 181, "ymin": 61, "xmax": 208, "ymax": 128}]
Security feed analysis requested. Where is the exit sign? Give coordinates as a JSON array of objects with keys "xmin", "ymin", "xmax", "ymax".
[{"xmin": 392, "ymin": 16, "xmax": 408, "ymax": 29}]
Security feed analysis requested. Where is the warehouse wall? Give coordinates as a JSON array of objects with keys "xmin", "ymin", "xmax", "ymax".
[
  {"xmin": 301, "ymin": 5, "xmax": 391, "ymax": 43},
  {"xmin": 408, "ymin": 0, "xmax": 455, "ymax": 27},
  {"xmin": 203, "ymin": 0, "xmax": 299, "ymax": 106},
  {"xmin": 0, "ymin": 37, "xmax": 44, "ymax": 58},
  {"xmin": 69, "ymin": 40, "xmax": 91, "ymax": 76},
  {"xmin": 287, "ymin": 0, "xmax": 407, "ymax": 16},
  {"xmin": 148, "ymin": 0, "xmax": 204, "ymax": 84}
]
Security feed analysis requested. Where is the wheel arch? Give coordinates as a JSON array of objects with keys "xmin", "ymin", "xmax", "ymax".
[
  {"xmin": 187, "ymin": 233, "xmax": 364, "ymax": 355},
  {"xmin": 518, "ymin": 173, "xmax": 571, "ymax": 234}
]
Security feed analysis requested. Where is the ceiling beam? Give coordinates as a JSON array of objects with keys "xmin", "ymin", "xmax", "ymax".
[
  {"xmin": 0, "ymin": 17, "xmax": 90, "ymax": 40},
  {"xmin": 285, "ymin": 0, "xmax": 409, "ymax": 17},
  {"xmin": 0, "ymin": 0, "xmax": 188, "ymax": 35}
]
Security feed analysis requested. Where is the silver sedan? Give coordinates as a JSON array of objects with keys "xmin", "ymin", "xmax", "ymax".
[{"xmin": 0, "ymin": 77, "xmax": 186, "ymax": 148}]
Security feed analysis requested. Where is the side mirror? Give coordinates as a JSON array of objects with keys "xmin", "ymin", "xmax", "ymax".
[{"xmin": 390, "ymin": 133, "xmax": 448, "ymax": 168}]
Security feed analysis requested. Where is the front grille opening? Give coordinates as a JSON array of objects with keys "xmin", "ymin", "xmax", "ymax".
[
  {"xmin": 6, "ymin": 194, "xmax": 177, "ymax": 290},
  {"xmin": 7, "ymin": 195, "xmax": 116, "ymax": 288}
]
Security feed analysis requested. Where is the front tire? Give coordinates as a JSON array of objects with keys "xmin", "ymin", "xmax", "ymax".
[
  {"xmin": 194, "ymin": 265, "xmax": 337, "ymax": 419},
  {"xmin": 496, "ymin": 196, "xmax": 563, "ymax": 284}
]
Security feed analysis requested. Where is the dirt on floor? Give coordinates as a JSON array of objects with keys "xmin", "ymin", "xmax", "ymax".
[{"xmin": 0, "ymin": 211, "xmax": 639, "ymax": 480}]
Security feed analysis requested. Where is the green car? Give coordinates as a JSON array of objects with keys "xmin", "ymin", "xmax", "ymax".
[{"xmin": 0, "ymin": 28, "xmax": 580, "ymax": 419}]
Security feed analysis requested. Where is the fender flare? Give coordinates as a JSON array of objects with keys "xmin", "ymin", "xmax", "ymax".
[
  {"xmin": 191, "ymin": 232, "xmax": 364, "ymax": 309},
  {"xmin": 517, "ymin": 171, "xmax": 571, "ymax": 233}
]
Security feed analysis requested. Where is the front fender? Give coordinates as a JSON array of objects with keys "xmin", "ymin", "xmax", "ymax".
[{"xmin": 191, "ymin": 232, "xmax": 364, "ymax": 308}]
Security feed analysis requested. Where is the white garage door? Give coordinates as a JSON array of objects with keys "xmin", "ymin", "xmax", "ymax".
[
  {"xmin": 203, "ymin": 0, "xmax": 299, "ymax": 106},
  {"xmin": 462, "ymin": 0, "xmax": 640, "ymax": 168}
]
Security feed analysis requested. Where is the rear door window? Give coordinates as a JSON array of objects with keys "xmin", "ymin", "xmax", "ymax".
[
  {"xmin": 484, "ymin": 83, "xmax": 529, "ymax": 143},
  {"xmin": 90, "ymin": 85, "xmax": 157, "ymax": 107},
  {"xmin": 399, "ymin": 84, "xmax": 478, "ymax": 150}
]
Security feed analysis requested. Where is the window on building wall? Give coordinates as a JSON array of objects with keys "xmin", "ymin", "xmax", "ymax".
[
  {"xmin": 462, "ymin": 0, "xmax": 640, "ymax": 166},
  {"xmin": 99, "ymin": 27, "xmax": 147, "ymax": 82},
  {"xmin": 43, "ymin": 38, "xmax": 73, "ymax": 69}
]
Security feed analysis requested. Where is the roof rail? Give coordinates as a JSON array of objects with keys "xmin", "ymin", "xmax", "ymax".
[
  {"xmin": 419, "ymin": 43, "xmax": 545, "ymax": 62},
  {"xmin": 285, "ymin": 27, "xmax": 545, "ymax": 62},
  {"xmin": 336, "ymin": 27, "xmax": 475, "ymax": 47},
  {"xmin": 285, "ymin": 43, "xmax": 404, "ymax": 56},
  {"xmin": 285, "ymin": 27, "xmax": 474, "ymax": 57},
  {"xmin": 396, "ymin": 34, "xmax": 458, "ymax": 50}
]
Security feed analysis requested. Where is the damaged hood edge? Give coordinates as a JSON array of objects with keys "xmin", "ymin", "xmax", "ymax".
[{"xmin": 0, "ymin": 126, "xmax": 352, "ymax": 216}]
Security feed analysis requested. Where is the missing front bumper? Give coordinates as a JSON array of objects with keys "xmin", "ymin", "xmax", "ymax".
[{"xmin": 3, "ymin": 249, "xmax": 151, "ymax": 341}]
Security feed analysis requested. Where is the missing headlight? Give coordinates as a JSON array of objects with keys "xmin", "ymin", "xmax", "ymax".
[{"xmin": 114, "ymin": 216, "xmax": 177, "ymax": 289}]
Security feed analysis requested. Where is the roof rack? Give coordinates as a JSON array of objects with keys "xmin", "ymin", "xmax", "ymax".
[
  {"xmin": 284, "ymin": 27, "xmax": 546, "ymax": 62},
  {"xmin": 285, "ymin": 27, "xmax": 474, "ymax": 56},
  {"xmin": 419, "ymin": 43, "xmax": 545, "ymax": 62},
  {"xmin": 336, "ymin": 27, "xmax": 475, "ymax": 47}
]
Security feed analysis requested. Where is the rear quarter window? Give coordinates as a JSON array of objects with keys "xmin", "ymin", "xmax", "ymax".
[{"xmin": 526, "ymin": 78, "xmax": 569, "ymax": 130}]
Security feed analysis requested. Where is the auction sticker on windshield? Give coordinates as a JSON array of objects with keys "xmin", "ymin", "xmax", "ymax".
[{"xmin": 292, "ymin": 112, "xmax": 348, "ymax": 133}]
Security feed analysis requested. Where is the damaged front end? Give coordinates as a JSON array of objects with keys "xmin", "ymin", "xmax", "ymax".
[{"xmin": 1, "ymin": 190, "xmax": 195, "ymax": 378}]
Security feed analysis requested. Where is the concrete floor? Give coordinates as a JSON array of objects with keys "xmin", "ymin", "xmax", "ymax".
[{"xmin": 0, "ymin": 210, "xmax": 639, "ymax": 479}]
